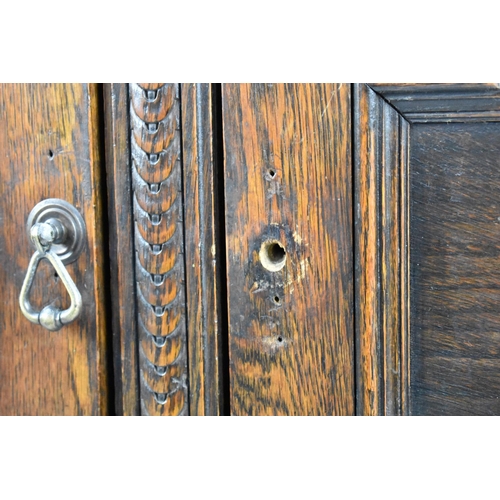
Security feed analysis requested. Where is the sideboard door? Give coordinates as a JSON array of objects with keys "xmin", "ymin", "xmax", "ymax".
[{"xmin": 0, "ymin": 84, "xmax": 110, "ymax": 415}]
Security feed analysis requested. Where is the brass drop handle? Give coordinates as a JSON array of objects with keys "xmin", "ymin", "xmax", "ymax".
[{"xmin": 19, "ymin": 199, "xmax": 86, "ymax": 331}]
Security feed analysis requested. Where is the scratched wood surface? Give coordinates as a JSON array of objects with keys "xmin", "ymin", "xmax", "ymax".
[
  {"xmin": 222, "ymin": 83, "xmax": 354, "ymax": 415},
  {"xmin": 0, "ymin": 84, "xmax": 109, "ymax": 415},
  {"xmin": 181, "ymin": 83, "xmax": 227, "ymax": 415}
]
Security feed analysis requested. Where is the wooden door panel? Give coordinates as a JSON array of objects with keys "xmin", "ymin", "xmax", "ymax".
[
  {"xmin": 222, "ymin": 84, "xmax": 354, "ymax": 415},
  {"xmin": 355, "ymin": 83, "xmax": 500, "ymax": 415},
  {"xmin": 0, "ymin": 84, "xmax": 109, "ymax": 415},
  {"xmin": 410, "ymin": 122, "xmax": 500, "ymax": 415}
]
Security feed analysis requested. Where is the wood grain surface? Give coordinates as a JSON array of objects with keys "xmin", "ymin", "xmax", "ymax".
[
  {"xmin": 353, "ymin": 84, "xmax": 410, "ymax": 415},
  {"xmin": 222, "ymin": 83, "xmax": 354, "ymax": 415},
  {"xmin": 369, "ymin": 83, "xmax": 500, "ymax": 123},
  {"xmin": 181, "ymin": 83, "xmax": 227, "ymax": 415},
  {"xmin": 410, "ymin": 122, "xmax": 500, "ymax": 415},
  {"xmin": 104, "ymin": 83, "xmax": 139, "ymax": 415},
  {"xmin": 0, "ymin": 84, "xmax": 109, "ymax": 415},
  {"xmin": 355, "ymin": 83, "xmax": 500, "ymax": 415}
]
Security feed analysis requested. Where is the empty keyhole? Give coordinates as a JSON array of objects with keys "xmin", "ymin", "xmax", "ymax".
[{"xmin": 259, "ymin": 240, "xmax": 287, "ymax": 272}]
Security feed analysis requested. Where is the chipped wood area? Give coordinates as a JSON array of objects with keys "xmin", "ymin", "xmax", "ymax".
[
  {"xmin": 130, "ymin": 83, "xmax": 188, "ymax": 415},
  {"xmin": 222, "ymin": 84, "xmax": 354, "ymax": 415}
]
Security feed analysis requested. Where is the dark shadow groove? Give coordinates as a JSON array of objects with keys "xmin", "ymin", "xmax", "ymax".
[
  {"xmin": 212, "ymin": 83, "xmax": 231, "ymax": 416},
  {"xmin": 177, "ymin": 83, "xmax": 191, "ymax": 416},
  {"xmin": 96, "ymin": 83, "xmax": 116, "ymax": 415}
]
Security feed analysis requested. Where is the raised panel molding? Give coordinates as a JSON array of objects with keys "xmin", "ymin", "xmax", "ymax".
[
  {"xmin": 356, "ymin": 82, "xmax": 500, "ymax": 415},
  {"xmin": 354, "ymin": 83, "xmax": 410, "ymax": 416},
  {"xmin": 369, "ymin": 83, "xmax": 500, "ymax": 122}
]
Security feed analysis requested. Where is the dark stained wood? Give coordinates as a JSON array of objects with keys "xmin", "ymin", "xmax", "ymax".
[
  {"xmin": 357, "ymin": 83, "xmax": 500, "ymax": 416},
  {"xmin": 369, "ymin": 83, "xmax": 500, "ymax": 122},
  {"xmin": 130, "ymin": 83, "xmax": 188, "ymax": 415},
  {"xmin": 104, "ymin": 83, "xmax": 140, "ymax": 416},
  {"xmin": 0, "ymin": 84, "xmax": 110, "ymax": 415},
  {"xmin": 222, "ymin": 83, "xmax": 354, "ymax": 415},
  {"xmin": 181, "ymin": 83, "xmax": 226, "ymax": 415},
  {"xmin": 353, "ymin": 83, "xmax": 410, "ymax": 416},
  {"xmin": 410, "ymin": 122, "xmax": 500, "ymax": 415}
]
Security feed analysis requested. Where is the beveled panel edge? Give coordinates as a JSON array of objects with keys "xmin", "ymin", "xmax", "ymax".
[
  {"xmin": 354, "ymin": 83, "xmax": 410, "ymax": 415},
  {"xmin": 369, "ymin": 83, "xmax": 500, "ymax": 123}
]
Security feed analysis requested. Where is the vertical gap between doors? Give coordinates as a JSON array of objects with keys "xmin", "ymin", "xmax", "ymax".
[
  {"xmin": 96, "ymin": 83, "xmax": 116, "ymax": 416},
  {"xmin": 212, "ymin": 83, "xmax": 231, "ymax": 416}
]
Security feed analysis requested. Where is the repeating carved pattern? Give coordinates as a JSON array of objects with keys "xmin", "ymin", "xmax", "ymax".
[{"xmin": 130, "ymin": 83, "xmax": 188, "ymax": 415}]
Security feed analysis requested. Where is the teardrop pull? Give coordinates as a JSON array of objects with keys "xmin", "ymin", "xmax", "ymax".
[{"xmin": 19, "ymin": 199, "xmax": 85, "ymax": 331}]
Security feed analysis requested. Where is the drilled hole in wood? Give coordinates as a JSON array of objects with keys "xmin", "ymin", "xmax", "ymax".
[
  {"xmin": 273, "ymin": 295, "xmax": 280, "ymax": 304},
  {"xmin": 48, "ymin": 150, "xmax": 54, "ymax": 159},
  {"xmin": 268, "ymin": 169, "xmax": 276, "ymax": 178},
  {"xmin": 277, "ymin": 336, "xmax": 283, "ymax": 342},
  {"xmin": 259, "ymin": 240, "xmax": 286, "ymax": 272}
]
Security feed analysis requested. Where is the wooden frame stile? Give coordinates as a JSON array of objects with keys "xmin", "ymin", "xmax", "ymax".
[
  {"xmin": 181, "ymin": 83, "xmax": 226, "ymax": 416},
  {"xmin": 223, "ymin": 84, "xmax": 354, "ymax": 416},
  {"xmin": 105, "ymin": 83, "xmax": 224, "ymax": 416},
  {"xmin": 354, "ymin": 82, "xmax": 500, "ymax": 416},
  {"xmin": 106, "ymin": 83, "xmax": 189, "ymax": 415},
  {"xmin": 354, "ymin": 83, "xmax": 410, "ymax": 416},
  {"xmin": 104, "ymin": 83, "xmax": 140, "ymax": 415}
]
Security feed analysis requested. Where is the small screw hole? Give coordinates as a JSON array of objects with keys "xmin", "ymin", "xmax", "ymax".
[
  {"xmin": 277, "ymin": 336, "xmax": 283, "ymax": 342},
  {"xmin": 268, "ymin": 169, "xmax": 276, "ymax": 178},
  {"xmin": 273, "ymin": 296, "xmax": 280, "ymax": 304},
  {"xmin": 48, "ymin": 150, "xmax": 54, "ymax": 159}
]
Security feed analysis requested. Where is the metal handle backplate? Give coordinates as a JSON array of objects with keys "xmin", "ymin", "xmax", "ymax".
[{"xmin": 19, "ymin": 199, "xmax": 86, "ymax": 331}]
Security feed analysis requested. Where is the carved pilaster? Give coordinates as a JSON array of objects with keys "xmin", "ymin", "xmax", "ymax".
[{"xmin": 130, "ymin": 83, "xmax": 187, "ymax": 415}]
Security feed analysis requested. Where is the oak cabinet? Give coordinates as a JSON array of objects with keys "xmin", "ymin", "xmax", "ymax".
[{"xmin": 1, "ymin": 83, "xmax": 498, "ymax": 415}]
